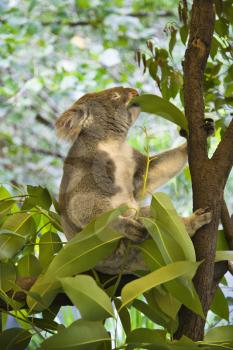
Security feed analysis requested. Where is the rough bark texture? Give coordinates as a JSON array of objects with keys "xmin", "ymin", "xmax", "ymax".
[{"xmin": 175, "ymin": 0, "xmax": 233, "ymax": 340}]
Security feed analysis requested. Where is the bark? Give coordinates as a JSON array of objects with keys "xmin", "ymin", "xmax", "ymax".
[
  {"xmin": 221, "ymin": 200, "xmax": 233, "ymax": 250},
  {"xmin": 174, "ymin": 0, "xmax": 233, "ymax": 340}
]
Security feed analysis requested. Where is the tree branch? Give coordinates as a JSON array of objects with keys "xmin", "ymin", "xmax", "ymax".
[
  {"xmin": 212, "ymin": 118, "xmax": 233, "ymax": 187},
  {"xmin": 36, "ymin": 114, "xmax": 54, "ymax": 129},
  {"xmin": 221, "ymin": 199, "xmax": 233, "ymax": 249},
  {"xmin": 0, "ymin": 274, "xmax": 135, "ymax": 311},
  {"xmin": 22, "ymin": 144, "xmax": 64, "ymax": 159}
]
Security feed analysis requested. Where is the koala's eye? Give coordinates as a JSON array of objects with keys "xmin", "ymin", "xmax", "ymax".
[
  {"xmin": 77, "ymin": 108, "xmax": 85, "ymax": 117},
  {"xmin": 71, "ymin": 107, "xmax": 85, "ymax": 118}
]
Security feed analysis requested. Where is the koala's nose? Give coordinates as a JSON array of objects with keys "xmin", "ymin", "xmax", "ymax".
[{"xmin": 130, "ymin": 102, "xmax": 140, "ymax": 107}]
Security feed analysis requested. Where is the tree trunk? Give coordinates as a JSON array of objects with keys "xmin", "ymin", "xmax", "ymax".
[
  {"xmin": 175, "ymin": 0, "xmax": 218, "ymax": 340},
  {"xmin": 175, "ymin": 0, "xmax": 233, "ymax": 340}
]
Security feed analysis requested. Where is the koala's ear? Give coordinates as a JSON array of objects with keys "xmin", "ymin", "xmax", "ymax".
[
  {"xmin": 55, "ymin": 106, "xmax": 86, "ymax": 141},
  {"xmin": 110, "ymin": 91, "xmax": 121, "ymax": 101}
]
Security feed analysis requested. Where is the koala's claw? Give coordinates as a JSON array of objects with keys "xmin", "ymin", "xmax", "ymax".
[
  {"xmin": 179, "ymin": 128, "xmax": 188, "ymax": 139},
  {"xmin": 203, "ymin": 118, "xmax": 215, "ymax": 137}
]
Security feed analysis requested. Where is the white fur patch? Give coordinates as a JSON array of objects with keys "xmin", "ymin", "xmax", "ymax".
[
  {"xmin": 83, "ymin": 115, "xmax": 94, "ymax": 127},
  {"xmin": 98, "ymin": 140, "xmax": 138, "ymax": 215}
]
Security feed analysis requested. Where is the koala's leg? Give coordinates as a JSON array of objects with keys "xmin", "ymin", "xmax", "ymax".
[
  {"xmin": 95, "ymin": 240, "xmax": 148, "ymax": 275},
  {"xmin": 182, "ymin": 208, "xmax": 212, "ymax": 237},
  {"xmin": 112, "ymin": 216, "xmax": 149, "ymax": 243},
  {"xmin": 139, "ymin": 206, "xmax": 212, "ymax": 238},
  {"xmin": 133, "ymin": 143, "xmax": 187, "ymax": 199}
]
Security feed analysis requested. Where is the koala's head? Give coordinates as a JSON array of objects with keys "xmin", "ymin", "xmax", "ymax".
[{"xmin": 55, "ymin": 87, "xmax": 139, "ymax": 141}]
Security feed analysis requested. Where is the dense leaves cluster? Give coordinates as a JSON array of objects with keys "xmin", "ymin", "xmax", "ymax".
[{"xmin": 0, "ymin": 185, "xmax": 233, "ymax": 349}]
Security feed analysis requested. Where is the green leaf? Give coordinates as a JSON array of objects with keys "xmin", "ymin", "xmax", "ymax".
[
  {"xmin": 114, "ymin": 297, "xmax": 131, "ymax": 335},
  {"xmin": 164, "ymin": 279, "xmax": 204, "ymax": 318},
  {"xmin": 148, "ymin": 287, "xmax": 180, "ymax": 320},
  {"xmin": 138, "ymin": 239, "xmax": 164, "ymax": 271},
  {"xmin": 215, "ymin": 250, "xmax": 233, "ymax": 261},
  {"xmin": 0, "ymin": 200, "xmax": 15, "ymax": 220},
  {"xmin": 179, "ymin": 25, "xmax": 188, "ymax": 45},
  {"xmin": 60, "ymin": 275, "xmax": 114, "ymax": 321},
  {"xmin": 121, "ymin": 261, "xmax": 199, "ymax": 308},
  {"xmin": 211, "ymin": 286, "xmax": 229, "ymax": 321},
  {"xmin": 210, "ymin": 36, "xmax": 219, "ymax": 60},
  {"xmin": 70, "ymin": 205, "xmax": 128, "ymax": 244},
  {"xmin": 169, "ymin": 30, "xmax": 177, "ymax": 57},
  {"xmin": 22, "ymin": 185, "xmax": 52, "ymax": 210},
  {"xmin": 0, "ymin": 231, "xmax": 26, "ymax": 260},
  {"xmin": 216, "ymin": 230, "xmax": 229, "ymax": 250},
  {"xmin": 40, "ymin": 319, "xmax": 111, "ymax": 350},
  {"xmin": 130, "ymin": 94, "xmax": 187, "ymax": 130},
  {"xmin": 27, "ymin": 228, "xmax": 123, "ymax": 311},
  {"xmin": 0, "ymin": 328, "xmax": 31, "ymax": 350},
  {"xmin": 0, "ymin": 262, "xmax": 16, "ymax": 291},
  {"xmin": 2, "ymin": 212, "xmax": 36, "ymax": 237},
  {"xmin": 28, "ymin": 316, "xmax": 59, "ymax": 331},
  {"xmin": 46, "ymin": 228, "xmax": 123, "ymax": 279},
  {"xmin": 143, "ymin": 218, "xmax": 185, "ymax": 264},
  {"xmin": 17, "ymin": 254, "xmax": 42, "ymax": 277},
  {"xmin": 204, "ymin": 325, "xmax": 233, "ymax": 342},
  {"xmin": 126, "ymin": 328, "xmax": 166, "ymax": 349},
  {"xmin": 0, "ymin": 186, "xmax": 11, "ymax": 200},
  {"xmin": 39, "ymin": 231, "xmax": 63, "ymax": 269},
  {"xmin": 150, "ymin": 193, "xmax": 196, "ymax": 262},
  {"xmin": 132, "ymin": 299, "xmax": 171, "ymax": 330}
]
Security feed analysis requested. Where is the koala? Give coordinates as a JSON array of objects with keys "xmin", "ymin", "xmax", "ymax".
[{"xmin": 56, "ymin": 87, "xmax": 212, "ymax": 275}]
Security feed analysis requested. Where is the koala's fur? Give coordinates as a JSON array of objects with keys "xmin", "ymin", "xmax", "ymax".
[{"xmin": 56, "ymin": 87, "xmax": 212, "ymax": 275}]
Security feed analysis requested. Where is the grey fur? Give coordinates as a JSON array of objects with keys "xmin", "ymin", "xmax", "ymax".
[{"xmin": 56, "ymin": 87, "xmax": 212, "ymax": 274}]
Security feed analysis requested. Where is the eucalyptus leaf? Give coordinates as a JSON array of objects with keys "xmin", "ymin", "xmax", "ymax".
[
  {"xmin": 130, "ymin": 94, "xmax": 187, "ymax": 130},
  {"xmin": 215, "ymin": 250, "xmax": 233, "ymax": 261},
  {"xmin": 22, "ymin": 185, "xmax": 52, "ymax": 210},
  {"xmin": 0, "ymin": 231, "xmax": 26, "ymax": 260},
  {"xmin": 210, "ymin": 286, "xmax": 229, "ymax": 321},
  {"xmin": 40, "ymin": 319, "xmax": 111, "ymax": 350},
  {"xmin": 149, "ymin": 193, "xmax": 196, "ymax": 262},
  {"xmin": 0, "ymin": 328, "xmax": 31, "ymax": 350},
  {"xmin": 27, "ymin": 228, "xmax": 123, "ymax": 311},
  {"xmin": 114, "ymin": 297, "xmax": 131, "ymax": 335},
  {"xmin": 2, "ymin": 212, "xmax": 36, "ymax": 237},
  {"xmin": 0, "ymin": 262, "xmax": 16, "ymax": 291},
  {"xmin": 121, "ymin": 261, "xmax": 199, "ymax": 308},
  {"xmin": 204, "ymin": 325, "xmax": 233, "ymax": 342},
  {"xmin": 39, "ymin": 231, "xmax": 63, "ymax": 269},
  {"xmin": 132, "ymin": 299, "xmax": 171, "ymax": 330},
  {"xmin": 17, "ymin": 254, "xmax": 42, "ymax": 277},
  {"xmin": 60, "ymin": 275, "xmax": 114, "ymax": 320}
]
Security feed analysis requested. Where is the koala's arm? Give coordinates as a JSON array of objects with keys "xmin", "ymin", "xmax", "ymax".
[
  {"xmin": 139, "ymin": 206, "xmax": 212, "ymax": 237},
  {"xmin": 133, "ymin": 143, "xmax": 188, "ymax": 199}
]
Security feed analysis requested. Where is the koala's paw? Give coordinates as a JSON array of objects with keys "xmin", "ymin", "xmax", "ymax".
[
  {"xmin": 193, "ymin": 207, "xmax": 212, "ymax": 228},
  {"xmin": 125, "ymin": 218, "xmax": 149, "ymax": 243},
  {"xmin": 203, "ymin": 118, "xmax": 215, "ymax": 137},
  {"xmin": 179, "ymin": 128, "xmax": 188, "ymax": 139}
]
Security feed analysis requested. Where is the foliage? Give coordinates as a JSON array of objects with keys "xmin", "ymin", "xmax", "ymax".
[
  {"xmin": 0, "ymin": 0, "xmax": 233, "ymax": 349},
  {"xmin": 0, "ymin": 185, "xmax": 233, "ymax": 349}
]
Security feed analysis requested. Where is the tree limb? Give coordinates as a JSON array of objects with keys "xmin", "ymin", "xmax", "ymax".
[
  {"xmin": 221, "ymin": 199, "xmax": 233, "ymax": 249},
  {"xmin": 212, "ymin": 118, "xmax": 233, "ymax": 188},
  {"xmin": 36, "ymin": 114, "xmax": 54, "ymax": 129},
  {"xmin": 22, "ymin": 144, "xmax": 64, "ymax": 159}
]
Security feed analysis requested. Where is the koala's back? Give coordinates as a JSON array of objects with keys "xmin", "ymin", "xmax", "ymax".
[{"xmin": 59, "ymin": 136, "xmax": 138, "ymax": 239}]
